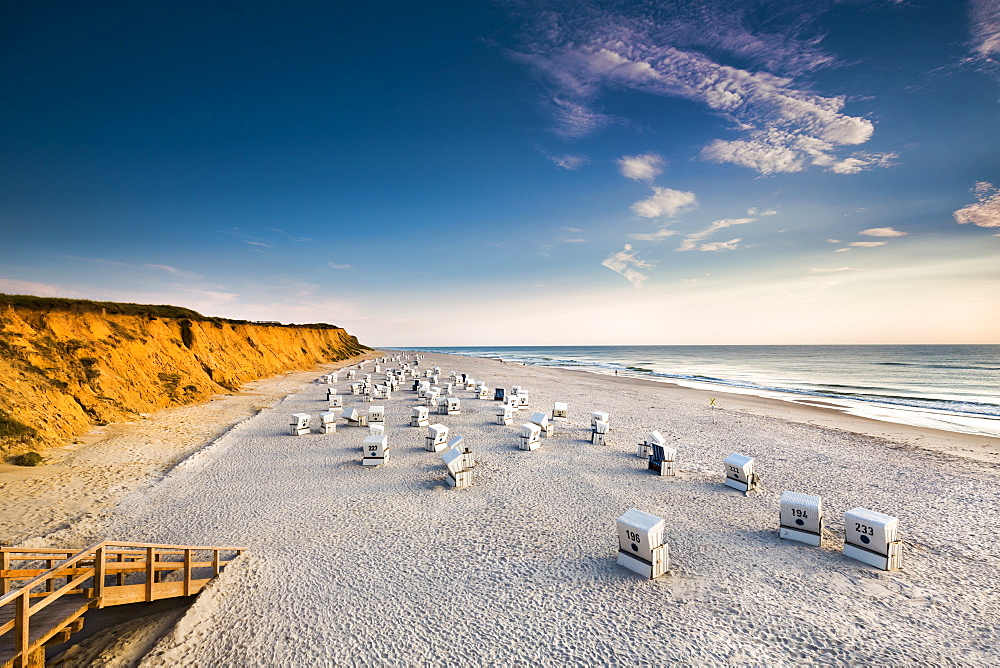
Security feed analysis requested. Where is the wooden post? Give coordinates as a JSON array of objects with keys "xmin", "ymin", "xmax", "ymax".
[
  {"xmin": 213, "ymin": 549, "xmax": 221, "ymax": 576},
  {"xmin": 1, "ymin": 550, "xmax": 10, "ymax": 596},
  {"xmin": 183, "ymin": 549, "xmax": 192, "ymax": 597},
  {"xmin": 145, "ymin": 546, "xmax": 155, "ymax": 602},
  {"xmin": 15, "ymin": 588, "xmax": 30, "ymax": 668},
  {"xmin": 24, "ymin": 646, "xmax": 46, "ymax": 668},
  {"xmin": 93, "ymin": 545, "xmax": 106, "ymax": 601},
  {"xmin": 46, "ymin": 558, "xmax": 55, "ymax": 592},
  {"xmin": 117, "ymin": 552, "xmax": 125, "ymax": 586}
]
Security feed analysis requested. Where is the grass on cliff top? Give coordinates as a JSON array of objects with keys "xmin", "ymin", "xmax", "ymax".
[{"xmin": 0, "ymin": 294, "xmax": 345, "ymax": 330}]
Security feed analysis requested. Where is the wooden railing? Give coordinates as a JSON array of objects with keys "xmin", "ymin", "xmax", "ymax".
[{"xmin": 0, "ymin": 541, "xmax": 243, "ymax": 668}]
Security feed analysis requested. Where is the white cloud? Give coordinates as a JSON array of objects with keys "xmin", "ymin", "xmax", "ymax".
[
  {"xmin": 244, "ymin": 240, "xmax": 274, "ymax": 249},
  {"xmin": 601, "ymin": 244, "xmax": 653, "ymax": 288},
  {"xmin": 677, "ymin": 217, "xmax": 754, "ymax": 252},
  {"xmin": 747, "ymin": 207, "xmax": 777, "ymax": 216},
  {"xmin": 701, "ymin": 132, "xmax": 808, "ymax": 174},
  {"xmin": 826, "ymin": 238, "xmax": 842, "ymax": 244},
  {"xmin": 509, "ymin": 6, "xmax": 893, "ymax": 175},
  {"xmin": 828, "ymin": 151, "xmax": 898, "ymax": 175},
  {"xmin": 617, "ymin": 153, "xmax": 665, "ymax": 182},
  {"xmin": 702, "ymin": 131, "xmax": 896, "ymax": 176},
  {"xmin": 969, "ymin": 0, "xmax": 1000, "ymax": 59},
  {"xmin": 630, "ymin": 187, "xmax": 698, "ymax": 218},
  {"xmin": 548, "ymin": 154, "xmax": 589, "ymax": 170},
  {"xmin": 848, "ymin": 241, "xmax": 887, "ymax": 248},
  {"xmin": 697, "ymin": 238, "xmax": 742, "ymax": 252},
  {"xmin": 954, "ymin": 181, "xmax": 1000, "ymax": 228},
  {"xmin": 328, "ymin": 263, "xmax": 354, "ymax": 270},
  {"xmin": 628, "ymin": 227, "xmax": 679, "ymax": 242},
  {"xmin": 560, "ymin": 226, "xmax": 583, "ymax": 233},
  {"xmin": 860, "ymin": 227, "xmax": 907, "ymax": 237}
]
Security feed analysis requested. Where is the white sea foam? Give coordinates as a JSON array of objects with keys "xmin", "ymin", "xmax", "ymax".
[{"xmin": 400, "ymin": 345, "xmax": 1000, "ymax": 437}]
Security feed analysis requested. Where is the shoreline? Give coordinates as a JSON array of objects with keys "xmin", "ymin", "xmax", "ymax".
[
  {"xmin": 550, "ymin": 365, "xmax": 1000, "ymax": 465},
  {"xmin": 401, "ymin": 346, "xmax": 1000, "ymax": 440}
]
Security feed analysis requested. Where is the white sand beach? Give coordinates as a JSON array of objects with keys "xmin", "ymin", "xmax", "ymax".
[{"xmin": 5, "ymin": 351, "xmax": 1000, "ymax": 665}]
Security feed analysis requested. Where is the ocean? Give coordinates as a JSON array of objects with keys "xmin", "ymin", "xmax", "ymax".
[{"xmin": 386, "ymin": 345, "xmax": 1000, "ymax": 438}]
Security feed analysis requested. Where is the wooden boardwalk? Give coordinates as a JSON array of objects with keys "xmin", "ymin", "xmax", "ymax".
[{"xmin": 0, "ymin": 542, "xmax": 242, "ymax": 668}]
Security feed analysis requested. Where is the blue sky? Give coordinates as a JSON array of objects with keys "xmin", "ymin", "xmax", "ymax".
[{"xmin": 2, "ymin": 0, "xmax": 998, "ymax": 345}]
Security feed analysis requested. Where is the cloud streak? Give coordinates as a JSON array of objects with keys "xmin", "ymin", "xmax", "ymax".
[
  {"xmin": 509, "ymin": 3, "xmax": 895, "ymax": 174},
  {"xmin": 677, "ymin": 217, "xmax": 754, "ymax": 252},
  {"xmin": 601, "ymin": 244, "xmax": 653, "ymax": 287},
  {"xmin": 860, "ymin": 227, "xmax": 907, "ymax": 237},
  {"xmin": 546, "ymin": 153, "xmax": 589, "ymax": 170},
  {"xmin": 969, "ymin": 0, "xmax": 1000, "ymax": 61},
  {"xmin": 628, "ymin": 227, "xmax": 678, "ymax": 242},
  {"xmin": 954, "ymin": 181, "xmax": 1000, "ymax": 228}
]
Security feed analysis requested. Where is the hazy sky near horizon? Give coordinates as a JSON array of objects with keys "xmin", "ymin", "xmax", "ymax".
[{"xmin": 2, "ymin": 1, "xmax": 998, "ymax": 345}]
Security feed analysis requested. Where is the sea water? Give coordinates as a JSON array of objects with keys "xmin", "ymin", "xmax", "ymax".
[{"xmin": 390, "ymin": 345, "xmax": 1000, "ymax": 438}]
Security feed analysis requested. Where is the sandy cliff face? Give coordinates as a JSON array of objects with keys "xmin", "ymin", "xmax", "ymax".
[{"xmin": 0, "ymin": 306, "xmax": 367, "ymax": 457}]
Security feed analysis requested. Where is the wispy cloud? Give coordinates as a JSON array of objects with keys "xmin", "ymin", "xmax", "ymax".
[
  {"xmin": 548, "ymin": 96, "xmax": 618, "ymax": 138},
  {"xmin": 954, "ymin": 181, "xmax": 1000, "ymax": 228},
  {"xmin": 601, "ymin": 244, "xmax": 653, "ymax": 287},
  {"xmin": 617, "ymin": 153, "xmax": 665, "ymax": 182},
  {"xmin": 560, "ymin": 226, "xmax": 583, "ymax": 233},
  {"xmin": 328, "ymin": 263, "xmax": 354, "ymax": 270},
  {"xmin": 508, "ymin": 3, "xmax": 894, "ymax": 175},
  {"xmin": 268, "ymin": 227, "xmax": 314, "ymax": 242},
  {"xmin": 68, "ymin": 257, "xmax": 203, "ymax": 281},
  {"xmin": 631, "ymin": 187, "xmax": 698, "ymax": 218},
  {"xmin": 828, "ymin": 151, "xmax": 898, "ymax": 174},
  {"xmin": 628, "ymin": 227, "xmax": 678, "ymax": 242},
  {"xmin": 144, "ymin": 264, "xmax": 202, "ymax": 280},
  {"xmin": 697, "ymin": 238, "xmax": 742, "ymax": 252},
  {"xmin": 969, "ymin": 0, "xmax": 1000, "ymax": 62},
  {"xmin": 747, "ymin": 207, "xmax": 777, "ymax": 216},
  {"xmin": 860, "ymin": 227, "xmax": 907, "ymax": 237},
  {"xmin": 677, "ymin": 217, "xmax": 754, "ymax": 252},
  {"xmin": 546, "ymin": 153, "xmax": 590, "ymax": 170},
  {"xmin": 848, "ymin": 241, "xmax": 887, "ymax": 248},
  {"xmin": 243, "ymin": 240, "xmax": 275, "ymax": 249},
  {"xmin": 701, "ymin": 133, "xmax": 896, "ymax": 176}
]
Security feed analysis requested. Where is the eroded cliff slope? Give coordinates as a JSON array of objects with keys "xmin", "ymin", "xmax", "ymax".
[{"xmin": 0, "ymin": 296, "xmax": 368, "ymax": 457}]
